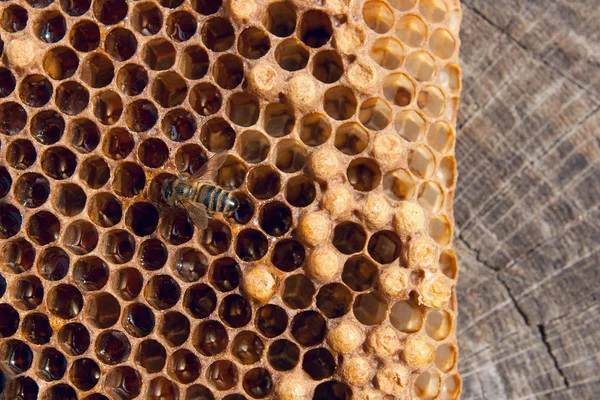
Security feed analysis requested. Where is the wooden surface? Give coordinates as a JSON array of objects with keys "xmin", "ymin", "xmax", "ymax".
[{"xmin": 456, "ymin": 0, "xmax": 600, "ymax": 399}]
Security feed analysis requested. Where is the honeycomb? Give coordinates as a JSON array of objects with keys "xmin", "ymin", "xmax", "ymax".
[{"xmin": 0, "ymin": 0, "xmax": 462, "ymax": 399}]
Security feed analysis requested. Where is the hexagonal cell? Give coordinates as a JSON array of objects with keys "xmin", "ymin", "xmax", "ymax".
[
  {"xmin": 236, "ymin": 228, "xmax": 268, "ymax": 261},
  {"xmin": 143, "ymin": 38, "xmax": 176, "ymax": 71},
  {"xmin": 101, "ymin": 229, "xmax": 136, "ymax": 264},
  {"xmin": 4, "ymin": 376, "xmax": 39, "ymax": 399},
  {"xmin": 324, "ymin": 86, "xmax": 357, "ymax": 120},
  {"xmin": 67, "ymin": 118, "xmax": 100, "ymax": 154},
  {"xmin": 437, "ymin": 156, "xmax": 456, "ymax": 188},
  {"xmin": 113, "ymin": 267, "xmax": 143, "ymax": 301},
  {"xmin": 193, "ymin": 319, "xmax": 228, "ymax": 356},
  {"xmin": 312, "ymin": 50, "xmax": 343, "ymax": 83},
  {"xmin": 125, "ymin": 99, "xmax": 159, "ymax": 132},
  {"xmin": 173, "ymin": 247, "xmax": 208, "ymax": 283},
  {"xmin": 264, "ymin": 1, "xmax": 296, "ymax": 37},
  {"xmin": 95, "ymin": 329, "xmax": 131, "ymax": 365},
  {"xmin": 418, "ymin": 181, "xmax": 445, "ymax": 213},
  {"xmin": 393, "ymin": 110, "xmax": 423, "ymax": 142},
  {"xmin": 47, "ymin": 284, "xmax": 83, "ymax": 319},
  {"xmin": 384, "ymin": 73, "xmax": 416, "ymax": 107},
  {"xmin": 206, "ymin": 360, "xmax": 238, "ymax": 391},
  {"xmin": 1, "ymin": 238, "xmax": 34, "ymax": 274},
  {"xmin": 199, "ymin": 221, "xmax": 230, "ymax": 256},
  {"xmin": 181, "ymin": 45, "xmax": 210, "ymax": 80},
  {"xmin": 36, "ymin": 246, "xmax": 69, "ymax": 281},
  {"xmin": 354, "ymin": 293, "xmax": 387, "ymax": 325},
  {"xmin": 40, "ymin": 146, "xmax": 77, "ymax": 180},
  {"xmin": 335, "ymin": 122, "xmax": 369, "ymax": 155},
  {"xmin": 169, "ymin": 349, "xmax": 201, "ymax": 384},
  {"xmin": 359, "ymin": 97, "xmax": 393, "ymax": 131},
  {"xmin": 405, "ymin": 51, "xmax": 436, "ymax": 82},
  {"xmin": 113, "ymin": 161, "xmax": 146, "ymax": 197},
  {"xmin": 363, "ymin": 0, "xmax": 394, "ymax": 33},
  {"xmin": 34, "ymin": 10, "xmax": 66, "ymax": 44},
  {"xmin": 285, "ymin": 175, "xmax": 316, "ymax": 208},
  {"xmin": 122, "ymin": 302, "xmax": 155, "ymax": 338},
  {"xmin": 368, "ymin": 230, "xmax": 402, "ymax": 264},
  {"xmin": 232, "ymin": 330, "xmax": 264, "ymax": 365},
  {"xmin": 186, "ymin": 385, "xmax": 215, "ymax": 400},
  {"xmin": 390, "ymin": 296, "xmax": 425, "ymax": 333},
  {"xmin": 283, "ymin": 274, "xmax": 315, "ymax": 309},
  {"xmin": 0, "ymin": 68, "xmax": 15, "ymax": 99},
  {"xmin": 228, "ymin": 191, "xmax": 255, "ymax": 224},
  {"xmin": 104, "ymin": 366, "xmax": 142, "ymax": 400},
  {"xmin": 256, "ymin": 304, "xmax": 288, "ymax": 338},
  {"xmin": 332, "ymin": 222, "xmax": 366, "ymax": 254},
  {"xmin": 0, "ymin": 303, "xmax": 20, "ymax": 338},
  {"xmin": 152, "ymin": 71, "xmax": 188, "ymax": 108},
  {"xmin": 73, "ymin": 256, "xmax": 108, "ymax": 290},
  {"xmin": 166, "ymin": 11, "xmax": 197, "ymax": 42},
  {"xmin": 202, "ymin": 17, "xmax": 235, "ymax": 52},
  {"xmin": 316, "ymin": 283, "xmax": 353, "ymax": 318},
  {"xmin": 439, "ymin": 250, "xmax": 458, "ymax": 279},
  {"xmin": 383, "ymin": 169, "xmax": 416, "ymax": 200},
  {"xmin": 14, "ymin": 173, "xmax": 50, "ymax": 208},
  {"xmin": 396, "ymin": 14, "xmax": 428, "ymax": 47},
  {"xmin": 139, "ymin": 138, "xmax": 169, "ymax": 168},
  {"xmin": 19, "ymin": 74, "xmax": 53, "ymax": 108},
  {"xmin": 63, "ymin": 220, "xmax": 98, "ymax": 256},
  {"xmin": 132, "ymin": 1, "xmax": 163, "ymax": 35},
  {"xmin": 93, "ymin": 90, "xmax": 123, "ymax": 125},
  {"xmin": 22, "ymin": 312, "xmax": 52, "ymax": 345},
  {"xmin": 220, "ymin": 294, "xmax": 252, "ymax": 328},
  {"xmin": 58, "ymin": 322, "xmax": 90, "ymax": 356},
  {"xmin": 70, "ymin": 20, "xmax": 101, "ymax": 52},
  {"xmin": 6, "ymin": 139, "xmax": 36, "ymax": 169},
  {"xmin": 0, "ymin": 167, "xmax": 10, "ymax": 200},
  {"xmin": 145, "ymin": 275, "xmax": 181, "ymax": 310},
  {"xmin": 136, "ymin": 339, "xmax": 167, "ymax": 373},
  {"xmin": 102, "ymin": 127, "xmax": 135, "ymax": 160},
  {"xmin": 247, "ymin": 165, "xmax": 281, "ymax": 200},
  {"xmin": 236, "ymin": 130, "xmax": 270, "ymax": 164},
  {"xmin": 291, "ymin": 310, "xmax": 326, "ymax": 347},
  {"xmin": 227, "ymin": 92, "xmax": 260, "ymax": 127},
  {"xmin": 299, "ymin": 9, "xmax": 332, "ymax": 47},
  {"xmin": 159, "ymin": 312, "xmax": 189, "ymax": 347},
  {"xmin": 174, "ymin": 144, "xmax": 206, "ymax": 177},
  {"xmin": 441, "ymin": 63, "xmax": 461, "ymax": 93},
  {"xmin": 275, "ymin": 38, "xmax": 309, "ymax": 71},
  {"xmin": 81, "ymin": 53, "xmax": 115, "ymax": 89},
  {"xmin": 426, "ymin": 309, "xmax": 453, "ymax": 341},
  {"xmin": 43, "ymin": 47, "xmax": 79, "ymax": 80},
  {"xmin": 160, "ymin": 208, "xmax": 195, "ymax": 245},
  {"xmin": 370, "ymin": 37, "xmax": 405, "ymax": 70},
  {"xmin": 298, "ymin": 113, "xmax": 330, "ymax": 146},
  {"xmin": 183, "ymin": 283, "xmax": 217, "ymax": 319},
  {"xmin": 348, "ymin": 157, "xmax": 382, "ymax": 192},
  {"xmin": 435, "ymin": 343, "xmax": 457, "ymax": 373},
  {"xmin": 126, "ymin": 202, "xmax": 159, "ymax": 237},
  {"xmin": 342, "ymin": 255, "xmax": 377, "ymax": 292},
  {"xmin": 1, "ymin": 5, "xmax": 28, "ymax": 33},
  {"xmin": 162, "ymin": 109, "xmax": 196, "ymax": 142},
  {"xmin": 37, "ymin": 347, "xmax": 67, "ymax": 382},
  {"xmin": 238, "ymin": 27, "xmax": 270, "ymax": 60},
  {"xmin": 259, "ymin": 201, "xmax": 293, "ymax": 237},
  {"xmin": 60, "ymin": 0, "xmax": 92, "ymax": 16},
  {"xmin": 43, "ymin": 384, "xmax": 80, "ymax": 400},
  {"xmin": 0, "ymin": 204, "xmax": 22, "ymax": 239},
  {"xmin": 93, "ymin": 0, "xmax": 128, "ymax": 25},
  {"xmin": 189, "ymin": 82, "xmax": 222, "ymax": 117},
  {"xmin": 117, "ymin": 64, "xmax": 149, "ymax": 96},
  {"xmin": 303, "ymin": 347, "xmax": 335, "ymax": 381},
  {"xmin": 213, "ymin": 54, "xmax": 244, "ymax": 89},
  {"xmin": 274, "ymin": 140, "xmax": 307, "ymax": 173},
  {"xmin": 86, "ymin": 292, "xmax": 120, "ymax": 329},
  {"xmin": 0, "ymin": 102, "xmax": 27, "ymax": 137},
  {"xmin": 190, "ymin": 0, "xmax": 221, "ymax": 14},
  {"xmin": 105, "ymin": 28, "xmax": 137, "ymax": 62},
  {"xmin": 271, "ymin": 239, "xmax": 305, "ymax": 272},
  {"xmin": 267, "ymin": 339, "xmax": 299, "ymax": 372},
  {"xmin": 27, "ymin": 210, "xmax": 60, "ymax": 246},
  {"xmin": 88, "ymin": 192, "xmax": 122, "ymax": 227},
  {"xmin": 418, "ymin": 86, "xmax": 446, "ymax": 117},
  {"xmin": 243, "ymin": 367, "xmax": 273, "ymax": 398},
  {"xmin": 201, "ymin": 118, "xmax": 235, "ymax": 152},
  {"xmin": 427, "ymin": 120, "xmax": 454, "ymax": 152},
  {"xmin": 415, "ymin": 370, "xmax": 441, "ymax": 400},
  {"xmin": 70, "ymin": 358, "xmax": 100, "ymax": 391}
]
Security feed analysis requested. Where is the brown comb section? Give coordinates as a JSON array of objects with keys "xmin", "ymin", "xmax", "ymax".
[{"xmin": 0, "ymin": 0, "xmax": 462, "ymax": 399}]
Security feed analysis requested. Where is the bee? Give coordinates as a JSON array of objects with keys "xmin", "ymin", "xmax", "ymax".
[{"xmin": 160, "ymin": 152, "xmax": 239, "ymax": 229}]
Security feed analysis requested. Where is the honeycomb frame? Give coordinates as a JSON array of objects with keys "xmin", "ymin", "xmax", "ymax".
[{"xmin": 0, "ymin": 0, "xmax": 462, "ymax": 399}]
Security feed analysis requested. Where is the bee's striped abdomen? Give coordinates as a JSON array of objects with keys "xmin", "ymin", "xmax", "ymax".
[{"xmin": 193, "ymin": 183, "xmax": 227, "ymax": 213}]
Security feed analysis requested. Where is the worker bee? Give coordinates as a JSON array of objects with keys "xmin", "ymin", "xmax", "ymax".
[{"xmin": 160, "ymin": 152, "xmax": 239, "ymax": 229}]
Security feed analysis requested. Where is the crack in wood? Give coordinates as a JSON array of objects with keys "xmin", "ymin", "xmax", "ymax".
[{"xmin": 538, "ymin": 324, "xmax": 570, "ymax": 388}]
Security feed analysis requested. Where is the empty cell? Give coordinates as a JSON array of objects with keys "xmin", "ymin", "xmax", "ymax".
[
  {"xmin": 440, "ymin": 63, "xmax": 461, "ymax": 93},
  {"xmin": 202, "ymin": 17, "xmax": 235, "ymax": 51},
  {"xmin": 70, "ymin": 358, "xmax": 100, "ymax": 391},
  {"xmin": 19, "ymin": 75, "xmax": 53, "ymax": 108},
  {"xmin": 210, "ymin": 257, "xmax": 241, "ymax": 292},
  {"xmin": 384, "ymin": 73, "xmax": 416, "ymax": 107},
  {"xmin": 0, "ymin": 102, "xmax": 27, "ymax": 136},
  {"xmin": 139, "ymin": 138, "xmax": 169, "ymax": 168},
  {"xmin": 265, "ymin": 1, "xmax": 296, "ymax": 37},
  {"xmin": 418, "ymin": 86, "xmax": 446, "ymax": 117},
  {"xmin": 396, "ymin": 15, "xmax": 428, "ymax": 47},
  {"xmin": 303, "ymin": 348, "xmax": 336, "ymax": 380},
  {"xmin": 113, "ymin": 267, "xmax": 143, "ymax": 301},
  {"xmin": 22, "ymin": 312, "xmax": 52, "ymax": 345},
  {"xmin": 237, "ymin": 130, "xmax": 270, "ymax": 163},
  {"xmin": 174, "ymin": 247, "xmax": 208, "ymax": 282},
  {"xmin": 40, "ymin": 146, "xmax": 76, "ymax": 180},
  {"xmin": 0, "ymin": 167, "xmax": 10, "ymax": 199},
  {"xmin": 136, "ymin": 339, "xmax": 167, "ymax": 373},
  {"xmin": 370, "ymin": 37, "xmax": 405, "ymax": 70},
  {"xmin": 239, "ymin": 27, "xmax": 271, "ymax": 59},
  {"xmin": 256, "ymin": 304, "xmax": 288, "ymax": 338},
  {"xmin": 169, "ymin": 349, "xmax": 201, "ymax": 384},
  {"xmin": 406, "ymin": 51, "xmax": 437, "ymax": 82},
  {"xmin": 95, "ymin": 330, "xmax": 131, "ymax": 365},
  {"xmin": 300, "ymin": 10, "xmax": 332, "ymax": 47},
  {"xmin": 11, "ymin": 275, "xmax": 43, "ymax": 310},
  {"xmin": 0, "ymin": 68, "xmax": 16, "ymax": 98},
  {"xmin": 181, "ymin": 45, "xmax": 210, "ymax": 80},
  {"xmin": 313, "ymin": 381, "xmax": 351, "ymax": 400},
  {"xmin": 384, "ymin": 169, "xmax": 416, "ymax": 200},
  {"xmin": 291, "ymin": 310, "xmax": 326, "ymax": 347},
  {"xmin": 167, "ymin": 11, "xmax": 197, "ymax": 42},
  {"xmin": 395, "ymin": 110, "xmax": 425, "ymax": 142},
  {"xmin": 0, "ymin": 204, "xmax": 22, "ymax": 239},
  {"xmin": 275, "ymin": 38, "xmax": 309, "ymax": 71},
  {"xmin": 47, "ymin": 284, "xmax": 83, "ymax": 319},
  {"xmin": 227, "ymin": 92, "xmax": 260, "ymax": 127},
  {"xmin": 153, "ymin": 71, "xmax": 188, "ymax": 108},
  {"xmin": 113, "ymin": 161, "xmax": 146, "ymax": 197},
  {"xmin": 27, "ymin": 211, "xmax": 60, "ymax": 245},
  {"xmin": 6, "ymin": 140, "xmax": 36, "ymax": 169},
  {"xmin": 125, "ymin": 99, "xmax": 158, "ymax": 132},
  {"xmin": 213, "ymin": 54, "xmax": 244, "ymax": 89},
  {"xmin": 324, "ymin": 86, "xmax": 357, "ymax": 120},
  {"xmin": 160, "ymin": 312, "xmax": 190, "ymax": 347},
  {"xmin": 63, "ymin": 220, "xmax": 98, "ymax": 255},
  {"xmin": 190, "ymin": 82, "xmax": 222, "ymax": 116},
  {"xmin": 390, "ymin": 296, "xmax": 425, "ymax": 332},
  {"xmin": 427, "ymin": 120, "xmax": 454, "ymax": 152},
  {"xmin": 264, "ymin": 103, "xmax": 295, "ymax": 138},
  {"xmin": 73, "ymin": 256, "xmax": 108, "ymax": 290},
  {"xmin": 415, "ymin": 370, "xmax": 441, "ymax": 400},
  {"xmin": 201, "ymin": 221, "xmax": 232, "ymax": 255},
  {"xmin": 1, "ymin": 238, "xmax": 34, "ymax": 274},
  {"xmin": 353, "ymin": 292, "xmax": 387, "ymax": 325},
  {"xmin": 347, "ymin": 158, "xmax": 382, "ymax": 191},
  {"xmin": 201, "ymin": 118, "xmax": 235, "ymax": 151},
  {"xmin": 102, "ymin": 229, "xmax": 135, "ymax": 264},
  {"xmin": 193, "ymin": 320, "xmax": 228, "ymax": 356},
  {"xmin": 312, "ymin": 50, "xmax": 343, "ymax": 83},
  {"xmin": 69, "ymin": 118, "xmax": 100, "ymax": 154},
  {"xmin": 220, "ymin": 294, "xmax": 252, "ymax": 328},
  {"xmin": 418, "ymin": 181, "xmax": 444, "ymax": 213},
  {"xmin": 43, "ymin": 384, "xmax": 78, "ymax": 400},
  {"xmin": 144, "ymin": 38, "xmax": 176, "ymax": 71},
  {"xmin": 426, "ymin": 309, "xmax": 453, "ymax": 341},
  {"xmin": 35, "ymin": 11, "xmax": 66, "ymax": 44},
  {"xmin": 42, "ymin": 47, "xmax": 80, "ymax": 81},
  {"xmin": 342, "ymin": 255, "xmax": 378, "ymax": 291},
  {"xmin": 359, "ymin": 97, "xmax": 392, "ymax": 131},
  {"xmin": 88, "ymin": 192, "xmax": 122, "ymax": 227},
  {"xmin": 260, "ymin": 201, "xmax": 292, "ymax": 237},
  {"xmin": 1, "ymin": 5, "xmax": 28, "ymax": 33},
  {"xmin": 243, "ymin": 367, "xmax": 273, "ymax": 398},
  {"xmin": 70, "ymin": 20, "xmax": 100, "ymax": 52},
  {"xmin": 191, "ymin": 0, "xmax": 222, "ymax": 14},
  {"xmin": 184, "ymin": 282, "xmax": 217, "ymax": 318},
  {"xmin": 104, "ymin": 366, "xmax": 141, "ymax": 399},
  {"xmin": 268, "ymin": 339, "xmax": 299, "ymax": 371},
  {"xmin": 105, "ymin": 28, "xmax": 138, "ymax": 61},
  {"xmin": 160, "ymin": 208, "xmax": 195, "ymax": 245},
  {"xmin": 232, "ymin": 330, "xmax": 264, "ymax": 365},
  {"xmin": 132, "ymin": 2, "xmax": 163, "ymax": 35},
  {"xmin": 271, "ymin": 239, "xmax": 305, "ymax": 272},
  {"xmin": 55, "ymin": 81, "xmax": 89, "ymax": 115},
  {"xmin": 435, "ymin": 343, "xmax": 457, "ymax": 372},
  {"xmin": 117, "ymin": 64, "xmax": 149, "ymax": 96},
  {"xmin": 138, "ymin": 239, "xmax": 168, "ymax": 271},
  {"xmin": 93, "ymin": 0, "xmax": 128, "ymax": 25},
  {"xmin": 363, "ymin": 1, "xmax": 394, "ymax": 33},
  {"xmin": 206, "ymin": 360, "xmax": 238, "ymax": 391},
  {"xmin": 58, "ymin": 322, "xmax": 90, "ymax": 356},
  {"xmin": 286, "ymin": 175, "xmax": 316, "ymax": 207},
  {"xmin": 94, "ymin": 90, "xmax": 123, "ymax": 125},
  {"xmin": 145, "ymin": 275, "xmax": 181, "ymax": 310},
  {"xmin": 60, "ymin": 0, "xmax": 92, "ymax": 16},
  {"xmin": 437, "ymin": 156, "xmax": 456, "ymax": 187},
  {"xmin": 81, "ymin": 53, "xmax": 115, "ymax": 89},
  {"xmin": 14, "ymin": 173, "xmax": 50, "ymax": 208},
  {"xmin": 79, "ymin": 156, "xmax": 110, "ymax": 189},
  {"xmin": 316, "ymin": 283, "xmax": 353, "ymax": 318},
  {"xmin": 333, "ymin": 222, "xmax": 367, "ymax": 254},
  {"xmin": 163, "ymin": 109, "xmax": 197, "ymax": 142},
  {"xmin": 37, "ymin": 246, "xmax": 69, "ymax": 281},
  {"xmin": 299, "ymin": 113, "xmax": 331, "ymax": 146},
  {"xmin": 420, "ymin": 0, "xmax": 448, "ymax": 22},
  {"xmin": 335, "ymin": 122, "xmax": 369, "ymax": 155},
  {"xmin": 283, "ymin": 274, "xmax": 315, "ymax": 309},
  {"xmin": 368, "ymin": 230, "xmax": 402, "ymax": 263},
  {"xmin": 126, "ymin": 202, "xmax": 159, "ymax": 237},
  {"xmin": 174, "ymin": 144, "xmax": 207, "ymax": 176},
  {"xmin": 247, "ymin": 165, "xmax": 281, "ymax": 200},
  {"xmin": 439, "ymin": 250, "xmax": 458, "ymax": 279},
  {"xmin": 274, "ymin": 139, "xmax": 306, "ymax": 173}
]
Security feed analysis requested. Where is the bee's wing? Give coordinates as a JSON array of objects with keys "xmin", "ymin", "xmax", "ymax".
[
  {"xmin": 189, "ymin": 151, "xmax": 228, "ymax": 182},
  {"xmin": 179, "ymin": 200, "xmax": 209, "ymax": 230}
]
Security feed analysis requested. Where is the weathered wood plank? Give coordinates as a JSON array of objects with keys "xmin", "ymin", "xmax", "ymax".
[{"xmin": 456, "ymin": 0, "xmax": 600, "ymax": 398}]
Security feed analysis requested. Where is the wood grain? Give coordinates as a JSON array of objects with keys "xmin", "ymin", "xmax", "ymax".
[{"xmin": 456, "ymin": 0, "xmax": 600, "ymax": 398}]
